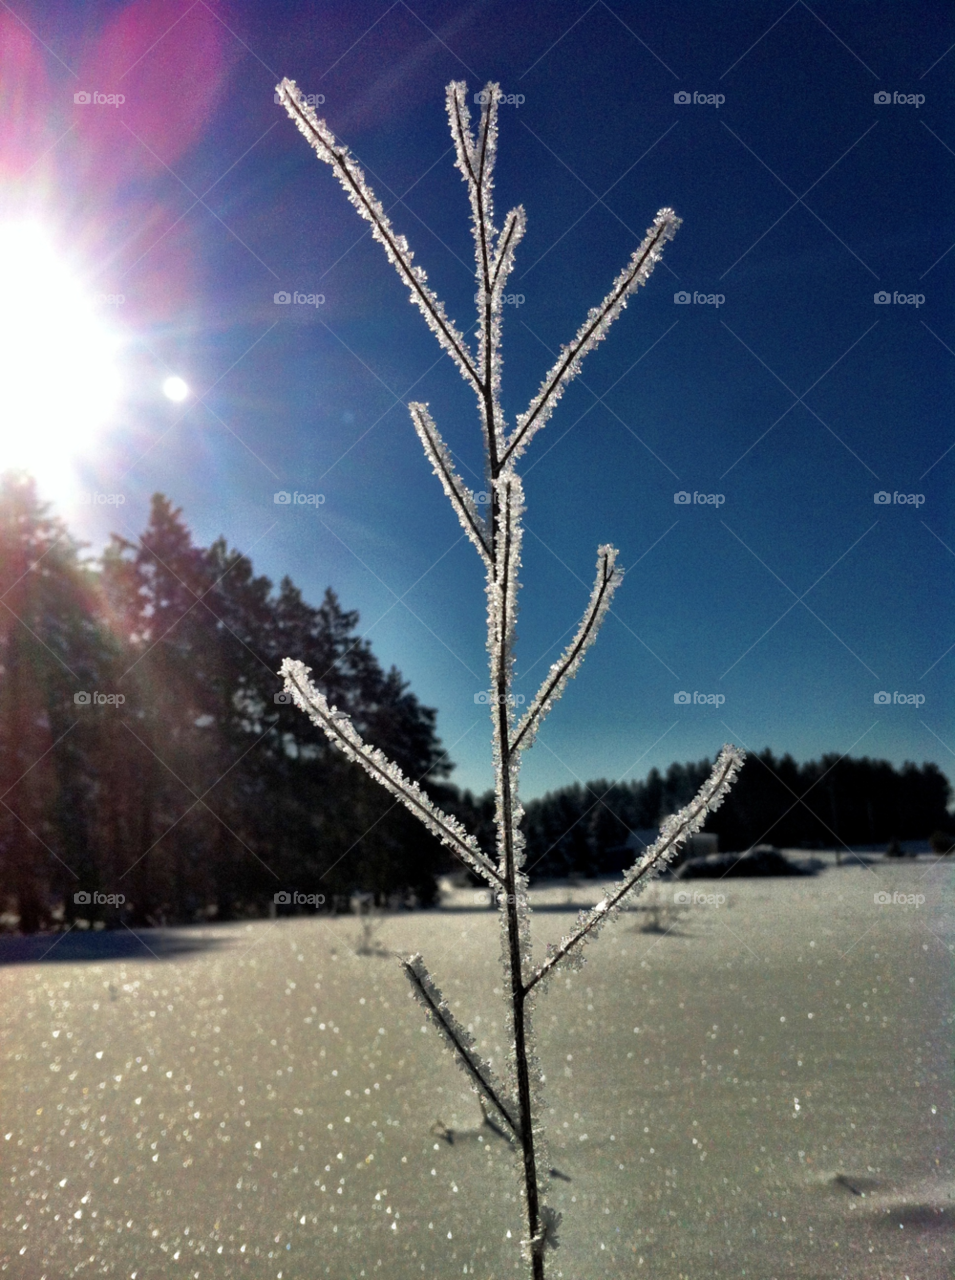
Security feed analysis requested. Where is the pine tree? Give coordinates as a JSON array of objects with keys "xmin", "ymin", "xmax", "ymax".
[
  {"xmin": 101, "ymin": 499, "xmax": 453, "ymax": 919},
  {"xmin": 101, "ymin": 496, "xmax": 224, "ymax": 922},
  {"xmin": 0, "ymin": 473, "xmax": 107, "ymax": 930}
]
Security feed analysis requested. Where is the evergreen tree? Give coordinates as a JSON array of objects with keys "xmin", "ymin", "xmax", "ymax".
[{"xmin": 0, "ymin": 474, "xmax": 107, "ymax": 930}]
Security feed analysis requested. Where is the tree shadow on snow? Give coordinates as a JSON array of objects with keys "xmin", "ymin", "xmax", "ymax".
[{"xmin": 0, "ymin": 924, "xmax": 234, "ymax": 966}]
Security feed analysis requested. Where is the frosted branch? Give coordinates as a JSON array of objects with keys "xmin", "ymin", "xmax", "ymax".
[
  {"xmin": 488, "ymin": 471, "xmax": 525, "ymax": 692},
  {"xmin": 526, "ymin": 1205, "xmax": 562, "ymax": 1261},
  {"xmin": 408, "ymin": 403, "xmax": 492, "ymax": 564},
  {"xmin": 403, "ymin": 953, "xmax": 522, "ymax": 1143},
  {"xmin": 511, "ymin": 545, "xmax": 622, "ymax": 756},
  {"xmin": 277, "ymin": 79, "xmax": 481, "ymax": 395},
  {"xmin": 447, "ymin": 80, "xmax": 515, "ymax": 462},
  {"xmin": 503, "ymin": 208, "xmax": 681, "ymax": 466},
  {"xmin": 447, "ymin": 80, "xmax": 499, "ymax": 249},
  {"xmin": 275, "ymin": 78, "xmax": 735, "ymax": 1278},
  {"xmin": 479, "ymin": 204, "xmax": 526, "ymax": 459},
  {"xmin": 487, "ymin": 472, "xmax": 526, "ymax": 856},
  {"xmin": 525, "ymin": 745, "xmax": 745, "ymax": 994},
  {"xmin": 490, "ymin": 206, "xmax": 526, "ymax": 296},
  {"xmin": 446, "ymin": 81, "xmax": 479, "ymax": 211},
  {"xmin": 280, "ymin": 659, "xmax": 503, "ymax": 887}
]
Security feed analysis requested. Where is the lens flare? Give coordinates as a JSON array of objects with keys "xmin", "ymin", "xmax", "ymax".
[{"xmin": 0, "ymin": 221, "xmax": 121, "ymax": 492}]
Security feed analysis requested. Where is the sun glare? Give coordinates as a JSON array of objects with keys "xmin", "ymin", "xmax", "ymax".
[
  {"xmin": 162, "ymin": 375, "xmax": 189, "ymax": 402},
  {"xmin": 0, "ymin": 221, "xmax": 121, "ymax": 496}
]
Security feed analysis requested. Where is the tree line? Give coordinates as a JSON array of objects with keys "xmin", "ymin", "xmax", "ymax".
[
  {"xmin": 512, "ymin": 749, "xmax": 953, "ymax": 880},
  {"xmin": 0, "ymin": 474, "xmax": 454, "ymax": 931},
  {"xmin": 1, "ymin": 473, "xmax": 950, "ymax": 930}
]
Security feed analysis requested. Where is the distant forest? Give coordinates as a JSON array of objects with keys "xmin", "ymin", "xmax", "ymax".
[
  {"xmin": 0, "ymin": 473, "xmax": 951, "ymax": 931},
  {"xmin": 514, "ymin": 749, "xmax": 952, "ymax": 880}
]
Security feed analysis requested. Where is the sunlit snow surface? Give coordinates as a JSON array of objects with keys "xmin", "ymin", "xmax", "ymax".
[{"xmin": 2, "ymin": 857, "xmax": 952, "ymax": 1279}]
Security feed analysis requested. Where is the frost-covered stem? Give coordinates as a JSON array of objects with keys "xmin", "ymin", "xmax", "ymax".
[
  {"xmin": 279, "ymin": 659, "xmax": 504, "ymax": 889},
  {"xmin": 525, "ymin": 746, "xmax": 743, "ymax": 995},
  {"xmin": 403, "ymin": 955, "xmax": 521, "ymax": 1140},
  {"xmin": 501, "ymin": 208, "xmax": 680, "ymax": 467},
  {"xmin": 275, "ymin": 76, "xmax": 718, "ymax": 1280},
  {"xmin": 492, "ymin": 514, "xmax": 545, "ymax": 1278},
  {"xmin": 408, "ymin": 403, "xmax": 492, "ymax": 563},
  {"xmin": 509, "ymin": 962, "xmax": 544, "ymax": 1280},
  {"xmin": 448, "ymin": 82, "xmax": 502, "ymax": 467},
  {"xmin": 278, "ymin": 80, "xmax": 481, "ymax": 396},
  {"xmin": 511, "ymin": 546, "xmax": 620, "ymax": 755},
  {"xmin": 475, "ymin": 106, "xmax": 501, "ymax": 472}
]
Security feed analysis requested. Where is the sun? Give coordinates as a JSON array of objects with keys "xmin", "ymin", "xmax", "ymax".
[
  {"xmin": 0, "ymin": 220, "xmax": 122, "ymax": 497},
  {"xmin": 162, "ymin": 375, "xmax": 189, "ymax": 402}
]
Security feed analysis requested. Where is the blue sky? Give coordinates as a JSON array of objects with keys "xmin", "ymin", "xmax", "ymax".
[{"xmin": 3, "ymin": 0, "xmax": 953, "ymax": 799}]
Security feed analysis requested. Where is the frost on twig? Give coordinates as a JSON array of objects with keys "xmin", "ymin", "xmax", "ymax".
[
  {"xmin": 511, "ymin": 545, "xmax": 623, "ymax": 755},
  {"xmin": 408, "ymin": 402, "xmax": 492, "ymax": 564},
  {"xmin": 446, "ymin": 80, "xmax": 527, "ymax": 460},
  {"xmin": 276, "ymin": 75, "xmax": 736, "ymax": 1279},
  {"xmin": 486, "ymin": 471, "xmax": 527, "ymax": 873},
  {"xmin": 280, "ymin": 659, "xmax": 502, "ymax": 888},
  {"xmin": 276, "ymin": 78, "xmax": 480, "ymax": 396},
  {"xmin": 503, "ymin": 207, "xmax": 681, "ymax": 466},
  {"xmin": 525, "ymin": 745, "xmax": 745, "ymax": 994},
  {"xmin": 403, "ymin": 953, "xmax": 521, "ymax": 1143}
]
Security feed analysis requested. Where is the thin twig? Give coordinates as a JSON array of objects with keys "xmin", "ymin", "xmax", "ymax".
[
  {"xmin": 275, "ymin": 75, "xmax": 732, "ymax": 1280},
  {"xmin": 525, "ymin": 746, "xmax": 744, "ymax": 995}
]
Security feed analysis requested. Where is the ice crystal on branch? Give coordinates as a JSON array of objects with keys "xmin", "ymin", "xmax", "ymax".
[
  {"xmin": 503, "ymin": 208, "xmax": 681, "ymax": 467},
  {"xmin": 276, "ymin": 79, "xmax": 480, "ymax": 396},
  {"xmin": 403, "ymin": 953, "xmax": 521, "ymax": 1142},
  {"xmin": 511, "ymin": 545, "xmax": 623, "ymax": 756},
  {"xmin": 526, "ymin": 744, "xmax": 746, "ymax": 995},
  {"xmin": 280, "ymin": 659, "xmax": 501, "ymax": 888},
  {"xmin": 408, "ymin": 403, "xmax": 492, "ymax": 563},
  {"xmin": 276, "ymin": 76, "xmax": 739, "ymax": 1280}
]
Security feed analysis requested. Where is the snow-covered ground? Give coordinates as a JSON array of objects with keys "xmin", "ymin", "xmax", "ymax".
[{"xmin": 2, "ymin": 856, "xmax": 952, "ymax": 1278}]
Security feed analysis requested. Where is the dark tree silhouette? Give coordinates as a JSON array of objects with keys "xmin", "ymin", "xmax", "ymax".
[{"xmin": 1, "ymin": 484, "xmax": 453, "ymax": 930}]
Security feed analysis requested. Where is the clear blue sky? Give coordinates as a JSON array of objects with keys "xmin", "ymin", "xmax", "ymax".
[{"xmin": 4, "ymin": 0, "xmax": 953, "ymax": 800}]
